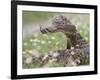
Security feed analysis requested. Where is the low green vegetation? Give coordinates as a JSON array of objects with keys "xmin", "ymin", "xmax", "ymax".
[
  {"xmin": 23, "ymin": 32, "xmax": 67, "ymax": 54},
  {"xmin": 22, "ymin": 11, "xmax": 90, "ymax": 68}
]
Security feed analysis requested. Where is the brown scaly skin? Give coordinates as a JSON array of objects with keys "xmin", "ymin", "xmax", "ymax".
[
  {"xmin": 40, "ymin": 15, "xmax": 88, "ymax": 48},
  {"xmin": 40, "ymin": 15, "xmax": 90, "ymax": 66}
]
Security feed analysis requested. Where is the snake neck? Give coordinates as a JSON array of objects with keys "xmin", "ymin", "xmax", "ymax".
[{"xmin": 65, "ymin": 31, "xmax": 88, "ymax": 48}]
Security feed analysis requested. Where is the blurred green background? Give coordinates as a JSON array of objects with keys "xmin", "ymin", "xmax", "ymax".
[{"xmin": 22, "ymin": 11, "xmax": 90, "ymax": 68}]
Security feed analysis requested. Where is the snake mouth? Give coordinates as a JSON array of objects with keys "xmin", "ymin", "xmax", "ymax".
[
  {"xmin": 40, "ymin": 26, "xmax": 51, "ymax": 34},
  {"xmin": 40, "ymin": 26, "xmax": 58, "ymax": 34},
  {"xmin": 40, "ymin": 26, "xmax": 70, "ymax": 34},
  {"xmin": 40, "ymin": 23, "xmax": 77, "ymax": 36}
]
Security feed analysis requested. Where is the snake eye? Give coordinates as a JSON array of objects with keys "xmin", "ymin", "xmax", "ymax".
[
  {"xmin": 40, "ymin": 27, "xmax": 48, "ymax": 34},
  {"xmin": 40, "ymin": 27, "xmax": 45, "ymax": 34}
]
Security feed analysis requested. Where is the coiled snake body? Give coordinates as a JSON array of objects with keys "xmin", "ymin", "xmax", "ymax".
[{"xmin": 40, "ymin": 15, "xmax": 90, "ymax": 66}]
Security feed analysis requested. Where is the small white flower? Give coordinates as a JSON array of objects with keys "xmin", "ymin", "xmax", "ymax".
[
  {"xmin": 25, "ymin": 56, "xmax": 32, "ymax": 64},
  {"xmin": 24, "ymin": 42, "xmax": 28, "ymax": 46},
  {"xmin": 41, "ymin": 41, "xmax": 46, "ymax": 44},
  {"xmin": 28, "ymin": 50, "xmax": 33, "ymax": 53},
  {"xmin": 33, "ymin": 39, "xmax": 39, "ymax": 42},
  {"xmin": 51, "ymin": 37, "xmax": 55, "ymax": 40},
  {"xmin": 79, "ymin": 30, "xmax": 82, "ymax": 33},
  {"xmin": 48, "ymin": 41, "xmax": 51, "ymax": 44},
  {"xmin": 49, "ymin": 51, "xmax": 59, "ymax": 58},
  {"xmin": 30, "ymin": 39, "xmax": 34, "ymax": 42},
  {"xmin": 31, "ymin": 50, "xmax": 41, "ymax": 58},
  {"xmin": 22, "ymin": 51, "xmax": 26, "ymax": 54},
  {"xmin": 23, "ymin": 53, "xmax": 30, "ymax": 59},
  {"xmin": 32, "ymin": 42, "xmax": 37, "ymax": 46},
  {"xmin": 43, "ymin": 34, "xmax": 47, "ymax": 37},
  {"xmin": 69, "ymin": 61, "xmax": 77, "ymax": 66},
  {"xmin": 49, "ymin": 59, "xmax": 57, "ymax": 63},
  {"xmin": 33, "ymin": 39, "xmax": 38, "ymax": 42},
  {"xmin": 85, "ymin": 37, "xmax": 88, "ymax": 41},
  {"xmin": 53, "ymin": 52, "xmax": 59, "ymax": 57}
]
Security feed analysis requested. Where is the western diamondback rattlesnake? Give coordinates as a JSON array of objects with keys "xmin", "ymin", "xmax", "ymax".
[
  {"xmin": 23, "ymin": 15, "xmax": 90, "ymax": 67},
  {"xmin": 40, "ymin": 15, "xmax": 90, "ymax": 66}
]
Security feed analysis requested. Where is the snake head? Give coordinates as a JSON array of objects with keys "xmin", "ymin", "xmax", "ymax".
[
  {"xmin": 40, "ymin": 26, "xmax": 57, "ymax": 34},
  {"xmin": 40, "ymin": 15, "xmax": 76, "ymax": 35}
]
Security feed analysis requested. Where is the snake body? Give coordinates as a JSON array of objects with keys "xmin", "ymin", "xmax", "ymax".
[{"xmin": 40, "ymin": 15, "xmax": 90, "ymax": 66}]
